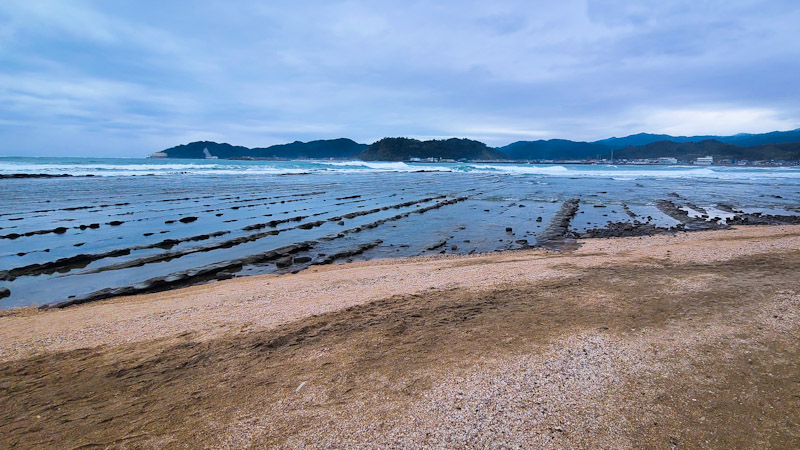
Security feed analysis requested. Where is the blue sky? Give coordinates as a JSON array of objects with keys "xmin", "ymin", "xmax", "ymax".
[{"xmin": 1, "ymin": 0, "xmax": 799, "ymax": 156}]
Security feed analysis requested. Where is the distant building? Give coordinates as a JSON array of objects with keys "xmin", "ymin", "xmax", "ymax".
[
  {"xmin": 656, "ymin": 157, "xmax": 678, "ymax": 165},
  {"xmin": 409, "ymin": 157, "xmax": 422, "ymax": 162},
  {"xmin": 694, "ymin": 156, "xmax": 714, "ymax": 165},
  {"xmin": 149, "ymin": 152, "xmax": 168, "ymax": 158}
]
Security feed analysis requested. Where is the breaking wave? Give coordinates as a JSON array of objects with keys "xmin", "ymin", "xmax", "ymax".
[{"xmin": 1, "ymin": 157, "xmax": 798, "ymax": 180}]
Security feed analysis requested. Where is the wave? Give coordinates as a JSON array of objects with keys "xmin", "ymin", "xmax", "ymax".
[
  {"xmin": 1, "ymin": 158, "xmax": 798, "ymax": 180},
  {"xmin": 455, "ymin": 164, "xmax": 571, "ymax": 175}
]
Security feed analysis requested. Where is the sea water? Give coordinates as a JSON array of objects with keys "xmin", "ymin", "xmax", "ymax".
[{"xmin": 1, "ymin": 157, "xmax": 798, "ymax": 308}]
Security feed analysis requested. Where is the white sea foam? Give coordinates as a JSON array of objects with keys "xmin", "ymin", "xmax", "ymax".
[{"xmin": 1, "ymin": 158, "xmax": 798, "ymax": 180}]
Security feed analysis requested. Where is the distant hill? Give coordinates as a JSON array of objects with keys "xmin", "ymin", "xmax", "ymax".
[
  {"xmin": 594, "ymin": 128, "xmax": 800, "ymax": 149},
  {"xmin": 610, "ymin": 139, "xmax": 800, "ymax": 161},
  {"xmin": 157, "ymin": 128, "xmax": 800, "ymax": 162},
  {"xmin": 160, "ymin": 141, "xmax": 252, "ymax": 159},
  {"xmin": 499, "ymin": 139, "xmax": 609, "ymax": 160},
  {"xmin": 359, "ymin": 137, "xmax": 506, "ymax": 161},
  {"xmin": 160, "ymin": 138, "xmax": 366, "ymax": 159},
  {"xmin": 258, "ymin": 139, "xmax": 367, "ymax": 159}
]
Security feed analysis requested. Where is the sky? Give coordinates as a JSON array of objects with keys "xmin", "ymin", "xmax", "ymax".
[{"xmin": 1, "ymin": 0, "xmax": 799, "ymax": 156}]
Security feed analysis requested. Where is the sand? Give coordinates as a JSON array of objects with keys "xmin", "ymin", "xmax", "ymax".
[{"xmin": 1, "ymin": 225, "xmax": 799, "ymax": 447}]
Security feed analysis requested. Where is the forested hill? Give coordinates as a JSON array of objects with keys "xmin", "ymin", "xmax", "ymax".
[
  {"xmin": 593, "ymin": 128, "xmax": 800, "ymax": 149},
  {"xmin": 160, "ymin": 138, "xmax": 366, "ymax": 159},
  {"xmin": 158, "ymin": 129, "xmax": 800, "ymax": 162},
  {"xmin": 359, "ymin": 137, "xmax": 506, "ymax": 161},
  {"xmin": 499, "ymin": 139, "xmax": 608, "ymax": 160},
  {"xmin": 610, "ymin": 140, "xmax": 800, "ymax": 162}
]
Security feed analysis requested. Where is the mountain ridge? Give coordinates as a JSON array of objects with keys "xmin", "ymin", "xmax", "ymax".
[{"xmin": 157, "ymin": 128, "xmax": 800, "ymax": 161}]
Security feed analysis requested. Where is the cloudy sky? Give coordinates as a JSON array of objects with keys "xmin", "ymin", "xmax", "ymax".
[{"xmin": 1, "ymin": 0, "xmax": 799, "ymax": 156}]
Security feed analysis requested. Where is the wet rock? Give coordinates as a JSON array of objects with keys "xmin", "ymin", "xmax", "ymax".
[
  {"xmin": 0, "ymin": 173, "xmax": 74, "ymax": 179},
  {"xmin": 179, "ymin": 216, "xmax": 198, "ymax": 223},
  {"xmin": 656, "ymin": 200, "xmax": 725, "ymax": 231},
  {"xmin": 53, "ymin": 227, "xmax": 68, "ymax": 234},
  {"xmin": 427, "ymin": 239, "xmax": 448, "ymax": 251},
  {"xmin": 1, "ymin": 248, "xmax": 133, "ymax": 280},
  {"xmin": 293, "ymin": 256, "xmax": 312, "ymax": 264},
  {"xmin": 298, "ymin": 220, "xmax": 325, "ymax": 230},
  {"xmin": 536, "ymin": 217, "xmax": 543, "ymax": 222},
  {"xmin": 164, "ymin": 220, "xmax": 175, "ymax": 224},
  {"xmin": 154, "ymin": 239, "xmax": 180, "ymax": 249},
  {"xmin": 505, "ymin": 227, "xmax": 513, "ymax": 233},
  {"xmin": 537, "ymin": 198, "xmax": 580, "ymax": 248},
  {"xmin": 0, "ymin": 287, "xmax": 10, "ymax": 299},
  {"xmin": 108, "ymin": 221, "xmax": 124, "ymax": 226}
]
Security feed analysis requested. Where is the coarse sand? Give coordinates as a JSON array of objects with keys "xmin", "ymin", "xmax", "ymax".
[{"xmin": 1, "ymin": 225, "xmax": 799, "ymax": 448}]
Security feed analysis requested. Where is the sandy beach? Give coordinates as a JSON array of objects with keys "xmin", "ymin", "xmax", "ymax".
[{"xmin": 2, "ymin": 225, "xmax": 800, "ymax": 447}]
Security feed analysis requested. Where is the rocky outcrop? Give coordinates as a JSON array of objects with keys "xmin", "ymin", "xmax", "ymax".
[{"xmin": 537, "ymin": 199, "xmax": 580, "ymax": 248}]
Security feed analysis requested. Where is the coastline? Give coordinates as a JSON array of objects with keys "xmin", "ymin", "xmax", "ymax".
[{"xmin": 2, "ymin": 225, "xmax": 800, "ymax": 446}]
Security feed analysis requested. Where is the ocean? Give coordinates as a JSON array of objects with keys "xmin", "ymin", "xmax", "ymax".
[{"xmin": 1, "ymin": 157, "xmax": 799, "ymax": 309}]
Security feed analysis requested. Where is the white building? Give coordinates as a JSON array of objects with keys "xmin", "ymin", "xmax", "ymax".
[
  {"xmin": 149, "ymin": 152, "xmax": 167, "ymax": 158},
  {"xmin": 694, "ymin": 156, "xmax": 714, "ymax": 165},
  {"xmin": 656, "ymin": 157, "xmax": 678, "ymax": 165},
  {"xmin": 203, "ymin": 148, "xmax": 219, "ymax": 160}
]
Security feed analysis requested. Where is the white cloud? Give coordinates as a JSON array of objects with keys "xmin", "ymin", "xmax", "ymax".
[
  {"xmin": 641, "ymin": 107, "xmax": 800, "ymax": 136},
  {"xmin": 1, "ymin": 0, "xmax": 800, "ymax": 155}
]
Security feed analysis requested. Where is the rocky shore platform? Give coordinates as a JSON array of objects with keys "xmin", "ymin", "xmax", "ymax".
[{"xmin": 1, "ymin": 225, "xmax": 799, "ymax": 447}]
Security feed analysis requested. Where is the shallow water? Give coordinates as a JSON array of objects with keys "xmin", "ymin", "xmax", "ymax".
[{"xmin": 1, "ymin": 157, "xmax": 799, "ymax": 308}]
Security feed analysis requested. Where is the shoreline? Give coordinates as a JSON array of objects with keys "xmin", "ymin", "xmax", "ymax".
[
  {"xmin": 2, "ymin": 225, "xmax": 800, "ymax": 447},
  {"xmin": 2, "ymin": 224, "xmax": 799, "ymax": 357}
]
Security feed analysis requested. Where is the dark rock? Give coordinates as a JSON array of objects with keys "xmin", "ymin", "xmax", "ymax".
[
  {"xmin": 0, "ymin": 173, "xmax": 73, "ymax": 179},
  {"xmin": 179, "ymin": 216, "xmax": 198, "ymax": 223},
  {"xmin": 108, "ymin": 221, "xmax": 124, "ymax": 226},
  {"xmin": 293, "ymin": 256, "xmax": 312, "ymax": 264},
  {"xmin": 275, "ymin": 256, "xmax": 293, "ymax": 268},
  {"xmin": 53, "ymin": 227, "xmax": 68, "ymax": 234},
  {"xmin": 536, "ymin": 217, "xmax": 543, "ymax": 222},
  {"xmin": 154, "ymin": 239, "xmax": 180, "ymax": 249},
  {"xmin": 505, "ymin": 227, "xmax": 513, "ymax": 233},
  {"xmin": 0, "ymin": 287, "xmax": 10, "ymax": 299},
  {"xmin": 427, "ymin": 239, "xmax": 448, "ymax": 251}
]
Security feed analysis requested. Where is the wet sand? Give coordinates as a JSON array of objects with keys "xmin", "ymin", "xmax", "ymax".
[{"xmin": 1, "ymin": 225, "xmax": 800, "ymax": 447}]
